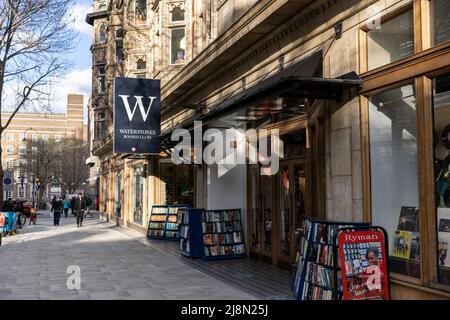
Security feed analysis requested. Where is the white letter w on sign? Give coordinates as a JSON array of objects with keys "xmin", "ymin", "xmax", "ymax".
[{"xmin": 119, "ymin": 95, "xmax": 157, "ymax": 122}]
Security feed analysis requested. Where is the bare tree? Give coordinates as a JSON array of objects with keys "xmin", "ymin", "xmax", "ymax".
[
  {"xmin": 18, "ymin": 137, "xmax": 89, "ymax": 204},
  {"xmin": 0, "ymin": 0, "xmax": 76, "ymax": 207},
  {"xmin": 18, "ymin": 138, "xmax": 63, "ymax": 205},
  {"xmin": 59, "ymin": 138, "xmax": 89, "ymax": 194}
]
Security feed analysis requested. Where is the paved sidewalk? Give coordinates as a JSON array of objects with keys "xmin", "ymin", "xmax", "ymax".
[{"xmin": 0, "ymin": 212, "xmax": 258, "ymax": 300}]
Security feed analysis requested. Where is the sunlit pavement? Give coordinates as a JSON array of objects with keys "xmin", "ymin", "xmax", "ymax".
[{"xmin": 0, "ymin": 211, "xmax": 258, "ymax": 300}]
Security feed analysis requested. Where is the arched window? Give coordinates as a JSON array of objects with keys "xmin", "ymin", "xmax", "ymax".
[
  {"xmin": 98, "ymin": 23, "xmax": 107, "ymax": 43},
  {"xmin": 170, "ymin": 6, "xmax": 185, "ymax": 22},
  {"xmin": 135, "ymin": 0, "xmax": 147, "ymax": 24},
  {"xmin": 136, "ymin": 58, "xmax": 146, "ymax": 70}
]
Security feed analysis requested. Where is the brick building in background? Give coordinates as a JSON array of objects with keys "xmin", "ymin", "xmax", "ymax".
[{"xmin": 1, "ymin": 94, "xmax": 87, "ymax": 201}]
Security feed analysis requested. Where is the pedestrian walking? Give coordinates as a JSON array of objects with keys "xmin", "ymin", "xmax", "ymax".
[
  {"xmin": 52, "ymin": 196, "xmax": 63, "ymax": 226},
  {"xmin": 63, "ymin": 197, "xmax": 70, "ymax": 218},
  {"xmin": 70, "ymin": 196, "xmax": 76, "ymax": 216},
  {"xmin": 74, "ymin": 193, "xmax": 86, "ymax": 227}
]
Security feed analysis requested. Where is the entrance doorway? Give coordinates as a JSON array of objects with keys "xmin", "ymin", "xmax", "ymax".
[{"xmin": 248, "ymin": 129, "xmax": 308, "ymax": 267}]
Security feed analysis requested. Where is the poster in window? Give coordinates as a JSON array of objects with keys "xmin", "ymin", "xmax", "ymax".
[
  {"xmin": 113, "ymin": 77, "xmax": 160, "ymax": 154},
  {"xmin": 397, "ymin": 206, "xmax": 419, "ymax": 232},
  {"xmin": 438, "ymin": 208, "xmax": 450, "ymax": 267},
  {"xmin": 337, "ymin": 228, "xmax": 390, "ymax": 300},
  {"xmin": 391, "ymin": 230, "xmax": 412, "ymax": 259}
]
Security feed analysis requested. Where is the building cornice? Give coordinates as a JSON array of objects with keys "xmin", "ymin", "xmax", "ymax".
[
  {"xmin": 86, "ymin": 10, "xmax": 108, "ymax": 26},
  {"xmin": 160, "ymin": 0, "xmax": 311, "ymax": 103}
]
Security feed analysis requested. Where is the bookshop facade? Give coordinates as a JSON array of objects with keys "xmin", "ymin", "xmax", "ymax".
[{"xmin": 158, "ymin": 0, "xmax": 450, "ymax": 299}]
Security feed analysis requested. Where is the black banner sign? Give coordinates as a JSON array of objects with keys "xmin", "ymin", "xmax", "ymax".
[{"xmin": 113, "ymin": 77, "xmax": 161, "ymax": 154}]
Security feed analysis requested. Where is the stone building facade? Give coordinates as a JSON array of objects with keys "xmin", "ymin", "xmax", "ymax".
[{"xmin": 86, "ymin": 0, "xmax": 450, "ymax": 299}]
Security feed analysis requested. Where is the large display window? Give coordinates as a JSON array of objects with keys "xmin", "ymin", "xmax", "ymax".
[
  {"xmin": 366, "ymin": 9, "xmax": 414, "ymax": 70},
  {"xmin": 159, "ymin": 162, "xmax": 194, "ymax": 206},
  {"xmin": 433, "ymin": 73, "xmax": 450, "ymax": 285},
  {"xmin": 133, "ymin": 166, "xmax": 144, "ymax": 224},
  {"xmin": 368, "ymin": 84, "xmax": 421, "ymax": 278}
]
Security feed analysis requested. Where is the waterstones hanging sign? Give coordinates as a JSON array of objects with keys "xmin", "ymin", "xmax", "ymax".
[{"xmin": 113, "ymin": 77, "xmax": 161, "ymax": 154}]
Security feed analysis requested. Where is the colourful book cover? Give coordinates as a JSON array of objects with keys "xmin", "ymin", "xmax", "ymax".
[{"xmin": 392, "ymin": 230, "xmax": 412, "ymax": 259}]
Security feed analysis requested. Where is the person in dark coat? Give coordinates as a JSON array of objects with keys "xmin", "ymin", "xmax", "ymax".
[
  {"xmin": 52, "ymin": 196, "xmax": 63, "ymax": 226},
  {"xmin": 70, "ymin": 196, "xmax": 76, "ymax": 216},
  {"xmin": 74, "ymin": 193, "xmax": 86, "ymax": 227}
]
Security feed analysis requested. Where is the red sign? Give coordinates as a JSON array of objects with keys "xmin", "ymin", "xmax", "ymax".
[
  {"xmin": 0, "ymin": 213, "xmax": 5, "ymax": 228},
  {"xmin": 337, "ymin": 229, "xmax": 389, "ymax": 300}
]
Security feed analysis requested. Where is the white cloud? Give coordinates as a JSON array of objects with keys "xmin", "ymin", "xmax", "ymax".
[
  {"xmin": 51, "ymin": 68, "xmax": 92, "ymax": 116},
  {"xmin": 68, "ymin": 3, "xmax": 93, "ymax": 35}
]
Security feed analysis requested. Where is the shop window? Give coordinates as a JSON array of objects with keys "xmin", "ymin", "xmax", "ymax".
[
  {"xmin": 430, "ymin": 0, "xmax": 450, "ymax": 46},
  {"xmin": 368, "ymin": 84, "xmax": 421, "ymax": 278},
  {"xmin": 135, "ymin": 0, "xmax": 147, "ymax": 24},
  {"xmin": 159, "ymin": 163, "xmax": 193, "ymax": 206},
  {"xmin": 98, "ymin": 23, "xmax": 106, "ymax": 43},
  {"xmin": 367, "ymin": 10, "xmax": 414, "ymax": 70},
  {"xmin": 170, "ymin": 28, "xmax": 186, "ymax": 65},
  {"xmin": 133, "ymin": 167, "xmax": 144, "ymax": 224},
  {"xmin": 433, "ymin": 72, "xmax": 450, "ymax": 285},
  {"xmin": 115, "ymin": 173, "xmax": 122, "ymax": 218},
  {"xmin": 176, "ymin": 165, "xmax": 194, "ymax": 206},
  {"xmin": 170, "ymin": 7, "xmax": 185, "ymax": 22},
  {"xmin": 97, "ymin": 66, "xmax": 106, "ymax": 93}
]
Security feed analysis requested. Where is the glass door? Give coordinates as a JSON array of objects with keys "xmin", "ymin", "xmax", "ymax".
[
  {"xmin": 278, "ymin": 163, "xmax": 291, "ymax": 263},
  {"xmin": 277, "ymin": 160, "xmax": 306, "ymax": 264},
  {"xmin": 249, "ymin": 166, "xmax": 260, "ymax": 256},
  {"xmin": 248, "ymin": 165, "xmax": 274, "ymax": 263},
  {"xmin": 261, "ymin": 174, "xmax": 274, "ymax": 260}
]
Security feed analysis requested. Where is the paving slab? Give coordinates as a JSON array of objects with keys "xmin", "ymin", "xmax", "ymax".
[{"xmin": 0, "ymin": 212, "xmax": 259, "ymax": 300}]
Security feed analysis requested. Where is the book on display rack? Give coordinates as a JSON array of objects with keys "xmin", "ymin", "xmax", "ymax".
[
  {"xmin": 201, "ymin": 209, "xmax": 246, "ymax": 260},
  {"xmin": 179, "ymin": 208, "xmax": 204, "ymax": 258},
  {"xmin": 164, "ymin": 205, "xmax": 189, "ymax": 240},
  {"xmin": 178, "ymin": 208, "xmax": 246, "ymax": 260},
  {"xmin": 147, "ymin": 205, "xmax": 188, "ymax": 240},
  {"xmin": 293, "ymin": 217, "xmax": 370, "ymax": 300},
  {"xmin": 147, "ymin": 205, "xmax": 168, "ymax": 239}
]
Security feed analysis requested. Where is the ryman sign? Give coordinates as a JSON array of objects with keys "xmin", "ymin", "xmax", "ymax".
[{"xmin": 113, "ymin": 77, "xmax": 161, "ymax": 154}]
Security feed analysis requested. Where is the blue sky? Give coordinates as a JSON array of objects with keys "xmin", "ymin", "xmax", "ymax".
[
  {"xmin": 2, "ymin": 0, "xmax": 94, "ymax": 117},
  {"xmin": 52, "ymin": 0, "xmax": 93, "ymax": 116}
]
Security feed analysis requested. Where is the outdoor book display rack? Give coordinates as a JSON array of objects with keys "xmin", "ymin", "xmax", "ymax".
[
  {"xmin": 147, "ymin": 205, "xmax": 188, "ymax": 240},
  {"xmin": 293, "ymin": 217, "xmax": 370, "ymax": 300},
  {"xmin": 179, "ymin": 208, "xmax": 246, "ymax": 260},
  {"xmin": 179, "ymin": 208, "xmax": 204, "ymax": 258}
]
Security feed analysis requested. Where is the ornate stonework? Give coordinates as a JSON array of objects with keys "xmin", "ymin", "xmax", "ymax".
[{"xmin": 168, "ymin": 1, "xmax": 185, "ymax": 12}]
